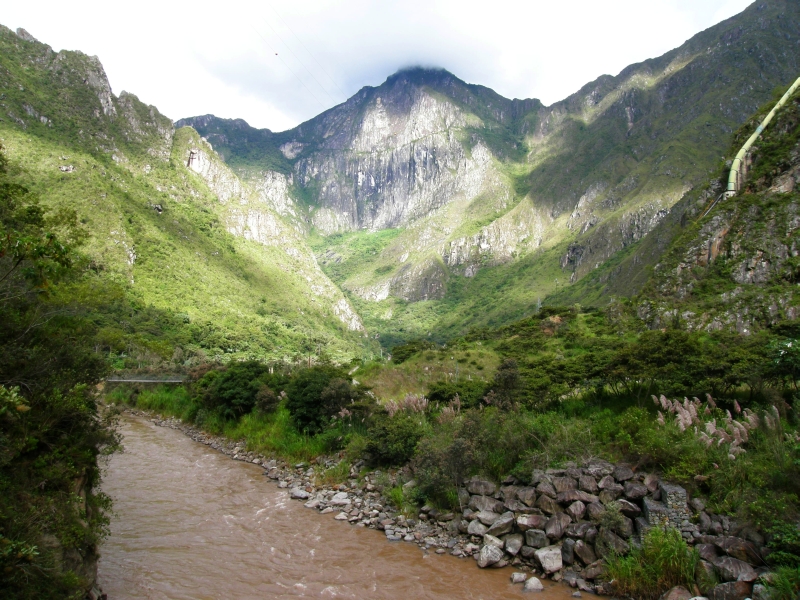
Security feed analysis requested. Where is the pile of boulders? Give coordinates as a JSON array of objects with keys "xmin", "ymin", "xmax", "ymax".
[{"xmin": 140, "ymin": 412, "xmax": 778, "ymax": 600}]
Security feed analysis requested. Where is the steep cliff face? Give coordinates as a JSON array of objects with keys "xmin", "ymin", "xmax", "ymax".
[{"xmin": 179, "ymin": 131, "xmax": 363, "ymax": 331}]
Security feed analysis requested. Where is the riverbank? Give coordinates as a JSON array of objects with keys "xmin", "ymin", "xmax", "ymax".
[
  {"xmin": 100, "ymin": 413, "xmax": 576, "ymax": 599},
  {"xmin": 121, "ymin": 408, "xmax": 778, "ymax": 600}
]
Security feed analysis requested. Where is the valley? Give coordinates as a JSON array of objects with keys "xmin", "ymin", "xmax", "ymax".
[{"xmin": 1, "ymin": 1, "xmax": 800, "ymax": 599}]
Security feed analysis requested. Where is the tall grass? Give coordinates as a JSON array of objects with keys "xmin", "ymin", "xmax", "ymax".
[{"xmin": 606, "ymin": 527, "xmax": 699, "ymax": 600}]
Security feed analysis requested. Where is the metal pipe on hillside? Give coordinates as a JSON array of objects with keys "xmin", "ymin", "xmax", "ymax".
[{"xmin": 726, "ymin": 76, "xmax": 800, "ymax": 197}]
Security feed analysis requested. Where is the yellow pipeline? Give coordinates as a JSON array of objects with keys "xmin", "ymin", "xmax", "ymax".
[{"xmin": 727, "ymin": 76, "xmax": 800, "ymax": 197}]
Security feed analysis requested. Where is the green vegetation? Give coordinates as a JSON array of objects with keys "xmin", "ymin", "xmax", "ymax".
[
  {"xmin": 0, "ymin": 145, "xmax": 118, "ymax": 599},
  {"xmin": 605, "ymin": 527, "xmax": 699, "ymax": 600}
]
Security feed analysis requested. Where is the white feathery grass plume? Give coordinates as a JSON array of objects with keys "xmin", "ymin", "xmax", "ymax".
[
  {"xmin": 652, "ymin": 395, "xmax": 660, "ymax": 406},
  {"xmin": 734, "ymin": 400, "xmax": 742, "ymax": 414},
  {"xmin": 706, "ymin": 393, "xmax": 716, "ymax": 408},
  {"xmin": 705, "ymin": 420, "xmax": 717, "ymax": 435},
  {"xmin": 657, "ymin": 411, "xmax": 665, "ymax": 426}
]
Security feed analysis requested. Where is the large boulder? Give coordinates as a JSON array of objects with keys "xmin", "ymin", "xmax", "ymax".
[
  {"xmin": 579, "ymin": 475, "xmax": 599, "ymax": 493},
  {"xmin": 565, "ymin": 521, "xmax": 596, "ymax": 539},
  {"xmin": 469, "ymin": 494, "xmax": 504, "ymax": 513},
  {"xmin": 525, "ymin": 529, "xmax": 548, "ymax": 548},
  {"xmin": 536, "ymin": 481, "xmax": 557, "ymax": 498},
  {"xmin": 696, "ymin": 543, "xmax": 720, "ymax": 562},
  {"xmin": 534, "ymin": 545, "xmax": 563, "ymax": 573},
  {"xmin": 505, "ymin": 499, "xmax": 538, "ymax": 514},
  {"xmin": 483, "ymin": 533, "xmax": 504, "ymax": 548},
  {"xmin": 553, "ymin": 477, "xmax": 578, "ymax": 493},
  {"xmin": 658, "ymin": 586, "xmax": 693, "ymax": 600},
  {"xmin": 486, "ymin": 513, "xmax": 515, "ymax": 537},
  {"xmin": 557, "ymin": 490, "xmax": 599, "ymax": 504},
  {"xmin": 566, "ymin": 501, "xmax": 586, "ymax": 521},
  {"xmin": 468, "ymin": 519, "xmax": 488, "ymax": 536},
  {"xmin": 643, "ymin": 473, "xmax": 660, "ymax": 493},
  {"xmin": 583, "ymin": 459, "xmax": 614, "ymax": 478},
  {"xmin": 616, "ymin": 499, "xmax": 642, "ymax": 517},
  {"xmin": 597, "ymin": 475, "xmax": 617, "ymax": 489},
  {"xmin": 624, "ymin": 482, "xmax": 648, "ymax": 500},
  {"xmin": 516, "ymin": 514, "xmax": 547, "ymax": 531},
  {"xmin": 696, "ymin": 560, "xmax": 718, "ymax": 593},
  {"xmin": 505, "ymin": 533, "xmax": 524, "ymax": 556},
  {"xmin": 574, "ymin": 539, "xmax": 597, "ymax": 565},
  {"xmin": 582, "ymin": 559, "xmax": 606, "ymax": 580},
  {"xmin": 612, "ymin": 465, "xmax": 635, "ymax": 482},
  {"xmin": 536, "ymin": 494, "xmax": 561, "ymax": 515},
  {"xmin": 467, "ymin": 477, "xmax": 497, "ymax": 496},
  {"xmin": 517, "ymin": 487, "xmax": 537, "ymax": 507},
  {"xmin": 586, "ymin": 502, "xmax": 605, "ymax": 521},
  {"xmin": 476, "ymin": 510, "xmax": 501, "ymax": 525},
  {"xmin": 617, "ymin": 516, "xmax": 634, "ymax": 539},
  {"xmin": 715, "ymin": 537, "xmax": 762, "ymax": 566},
  {"xmin": 477, "ymin": 544, "xmax": 505, "ymax": 568},
  {"xmin": 562, "ymin": 538, "xmax": 576, "ymax": 565},
  {"xmin": 594, "ymin": 527, "xmax": 630, "ymax": 559},
  {"xmin": 708, "ymin": 581, "xmax": 753, "ymax": 600},
  {"xmin": 712, "ymin": 557, "xmax": 758, "ymax": 583},
  {"xmin": 290, "ymin": 488, "xmax": 310, "ymax": 499},
  {"xmin": 523, "ymin": 577, "xmax": 544, "ymax": 592},
  {"xmin": 545, "ymin": 513, "xmax": 572, "ymax": 540}
]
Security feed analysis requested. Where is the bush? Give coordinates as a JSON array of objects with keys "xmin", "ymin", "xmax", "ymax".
[
  {"xmin": 366, "ymin": 412, "xmax": 424, "ymax": 466},
  {"xmin": 606, "ymin": 527, "xmax": 699, "ymax": 600},
  {"xmin": 285, "ymin": 366, "xmax": 362, "ymax": 434},
  {"xmin": 196, "ymin": 360, "xmax": 272, "ymax": 420},
  {"xmin": 427, "ymin": 379, "xmax": 486, "ymax": 408}
]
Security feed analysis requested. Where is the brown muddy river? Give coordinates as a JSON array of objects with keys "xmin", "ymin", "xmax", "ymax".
[{"xmin": 98, "ymin": 416, "xmax": 576, "ymax": 599}]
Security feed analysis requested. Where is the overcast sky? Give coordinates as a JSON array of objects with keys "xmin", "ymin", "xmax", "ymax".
[{"xmin": 4, "ymin": 0, "xmax": 752, "ymax": 132}]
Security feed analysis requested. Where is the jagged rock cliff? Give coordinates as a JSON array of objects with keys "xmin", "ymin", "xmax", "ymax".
[{"xmin": 182, "ymin": 0, "xmax": 800, "ymax": 339}]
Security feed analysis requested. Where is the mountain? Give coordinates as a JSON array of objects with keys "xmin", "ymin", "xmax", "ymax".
[
  {"xmin": 0, "ymin": 26, "xmax": 367, "ymax": 366},
  {"xmin": 181, "ymin": 0, "xmax": 800, "ymax": 345},
  {"xmin": 637, "ymin": 83, "xmax": 800, "ymax": 335}
]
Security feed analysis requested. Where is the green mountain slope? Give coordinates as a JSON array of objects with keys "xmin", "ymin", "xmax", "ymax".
[
  {"xmin": 635, "ymin": 85, "xmax": 800, "ymax": 334},
  {"xmin": 181, "ymin": 0, "xmax": 800, "ymax": 346},
  {"xmin": 0, "ymin": 26, "xmax": 368, "ymax": 366}
]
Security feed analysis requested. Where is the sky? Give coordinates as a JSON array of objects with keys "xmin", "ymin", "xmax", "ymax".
[{"xmin": 3, "ymin": 0, "xmax": 753, "ymax": 132}]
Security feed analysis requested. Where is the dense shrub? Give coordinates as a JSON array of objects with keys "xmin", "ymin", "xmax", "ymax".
[
  {"xmin": 366, "ymin": 412, "xmax": 424, "ymax": 466},
  {"xmin": 427, "ymin": 379, "xmax": 486, "ymax": 408},
  {"xmin": 285, "ymin": 366, "xmax": 365, "ymax": 433},
  {"xmin": 196, "ymin": 361, "xmax": 271, "ymax": 420}
]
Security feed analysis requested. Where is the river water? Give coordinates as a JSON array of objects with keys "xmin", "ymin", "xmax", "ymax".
[{"xmin": 98, "ymin": 416, "xmax": 575, "ymax": 599}]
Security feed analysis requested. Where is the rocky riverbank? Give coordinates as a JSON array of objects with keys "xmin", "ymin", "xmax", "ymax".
[{"xmin": 131, "ymin": 410, "xmax": 776, "ymax": 600}]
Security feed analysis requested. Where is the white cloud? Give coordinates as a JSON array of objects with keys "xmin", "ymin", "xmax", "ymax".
[{"xmin": 3, "ymin": 0, "xmax": 753, "ymax": 131}]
